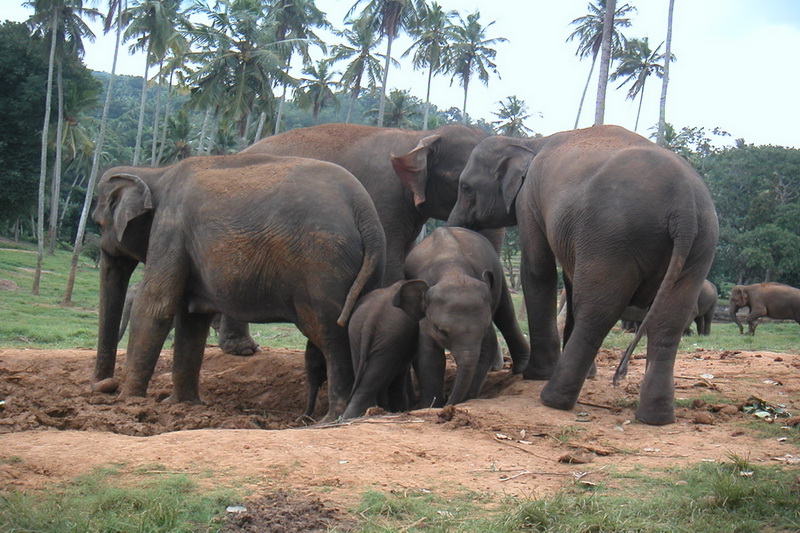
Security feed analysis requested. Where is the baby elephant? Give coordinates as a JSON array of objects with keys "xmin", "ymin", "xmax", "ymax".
[
  {"xmin": 405, "ymin": 227, "xmax": 530, "ymax": 408},
  {"xmin": 343, "ymin": 279, "xmax": 429, "ymax": 419}
]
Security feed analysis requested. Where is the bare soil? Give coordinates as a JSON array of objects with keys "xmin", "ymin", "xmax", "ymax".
[{"xmin": 1, "ymin": 344, "xmax": 799, "ymax": 529}]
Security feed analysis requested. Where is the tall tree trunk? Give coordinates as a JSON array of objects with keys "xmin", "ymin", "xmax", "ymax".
[
  {"xmin": 423, "ymin": 64, "xmax": 433, "ymax": 130},
  {"xmin": 156, "ymin": 69, "xmax": 174, "ymax": 165},
  {"xmin": 594, "ymin": 0, "xmax": 616, "ymax": 126},
  {"xmin": 150, "ymin": 65, "xmax": 164, "ymax": 166},
  {"xmin": 377, "ymin": 34, "xmax": 395, "ymax": 127},
  {"xmin": 657, "ymin": 0, "xmax": 675, "ymax": 146},
  {"xmin": 461, "ymin": 75, "xmax": 470, "ymax": 124},
  {"xmin": 574, "ymin": 54, "xmax": 597, "ymax": 129},
  {"xmin": 634, "ymin": 84, "xmax": 645, "ymax": 131},
  {"xmin": 345, "ymin": 74, "xmax": 363, "ymax": 124},
  {"xmin": 274, "ymin": 81, "xmax": 288, "ymax": 135},
  {"xmin": 47, "ymin": 59, "xmax": 65, "ymax": 255},
  {"xmin": 63, "ymin": 3, "xmax": 123, "ymax": 306},
  {"xmin": 132, "ymin": 57, "xmax": 150, "ymax": 166},
  {"xmin": 59, "ymin": 168, "xmax": 87, "ymax": 230},
  {"xmin": 197, "ymin": 108, "xmax": 211, "ymax": 154},
  {"xmin": 254, "ymin": 111, "xmax": 267, "ymax": 144},
  {"xmin": 33, "ymin": 10, "xmax": 59, "ymax": 295}
]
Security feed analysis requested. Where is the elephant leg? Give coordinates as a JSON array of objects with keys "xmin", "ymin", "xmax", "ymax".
[
  {"xmin": 745, "ymin": 310, "xmax": 763, "ymax": 335},
  {"xmin": 387, "ymin": 366, "xmax": 412, "ymax": 412},
  {"xmin": 416, "ymin": 332, "xmax": 446, "ymax": 408},
  {"xmin": 303, "ymin": 342, "xmax": 327, "ymax": 419},
  {"xmin": 492, "ymin": 275, "xmax": 530, "ymax": 373},
  {"xmin": 218, "ymin": 315, "xmax": 260, "ymax": 356},
  {"xmin": 305, "ymin": 319, "xmax": 355, "ymax": 423},
  {"xmin": 169, "ymin": 310, "xmax": 214, "ymax": 403},
  {"xmin": 466, "ymin": 330, "xmax": 499, "ymax": 400},
  {"xmin": 519, "ymin": 227, "xmax": 560, "ymax": 379}
]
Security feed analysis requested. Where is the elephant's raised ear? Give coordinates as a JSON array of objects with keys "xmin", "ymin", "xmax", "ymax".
[
  {"xmin": 107, "ymin": 173, "xmax": 153, "ymax": 240},
  {"xmin": 482, "ymin": 270, "xmax": 496, "ymax": 293},
  {"xmin": 392, "ymin": 279, "xmax": 429, "ymax": 322},
  {"xmin": 391, "ymin": 134, "xmax": 441, "ymax": 207},
  {"xmin": 497, "ymin": 144, "xmax": 536, "ymax": 214}
]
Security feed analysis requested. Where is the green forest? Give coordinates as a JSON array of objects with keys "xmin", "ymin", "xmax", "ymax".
[{"xmin": 1, "ymin": 0, "xmax": 799, "ymax": 298}]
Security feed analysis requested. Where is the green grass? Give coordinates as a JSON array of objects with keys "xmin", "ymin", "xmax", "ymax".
[
  {"xmin": 355, "ymin": 457, "xmax": 800, "ymax": 532},
  {"xmin": 0, "ymin": 464, "xmax": 239, "ymax": 533}
]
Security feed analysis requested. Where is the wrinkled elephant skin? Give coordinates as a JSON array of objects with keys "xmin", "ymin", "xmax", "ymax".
[
  {"xmin": 91, "ymin": 154, "xmax": 385, "ymax": 422},
  {"xmin": 404, "ymin": 227, "xmax": 530, "ymax": 408},
  {"xmin": 448, "ymin": 125, "xmax": 719, "ymax": 425}
]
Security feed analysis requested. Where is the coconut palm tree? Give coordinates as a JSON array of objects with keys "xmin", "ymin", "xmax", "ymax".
[
  {"xmin": 364, "ymin": 88, "xmax": 420, "ymax": 128},
  {"xmin": 447, "ymin": 11, "xmax": 506, "ymax": 125},
  {"xmin": 566, "ymin": 0, "xmax": 633, "ymax": 129},
  {"xmin": 610, "ymin": 37, "xmax": 672, "ymax": 131},
  {"xmin": 347, "ymin": 0, "xmax": 418, "ymax": 127},
  {"xmin": 294, "ymin": 59, "xmax": 339, "ymax": 123},
  {"xmin": 403, "ymin": 1, "xmax": 455, "ymax": 130},
  {"xmin": 657, "ymin": 0, "xmax": 676, "ymax": 146},
  {"xmin": 330, "ymin": 18, "xmax": 383, "ymax": 124},
  {"xmin": 269, "ymin": 0, "xmax": 329, "ymax": 135},
  {"xmin": 64, "ymin": 0, "xmax": 127, "ymax": 305},
  {"xmin": 492, "ymin": 96, "xmax": 539, "ymax": 138}
]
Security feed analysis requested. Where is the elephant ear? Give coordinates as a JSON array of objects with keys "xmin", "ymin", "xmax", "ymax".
[
  {"xmin": 107, "ymin": 173, "xmax": 153, "ymax": 240},
  {"xmin": 497, "ymin": 144, "xmax": 537, "ymax": 214},
  {"xmin": 482, "ymin": 270, "xmax": 496, "ymax": 293},
  {"xmin": 391, "ymin": 134, "xmax": 441, "ymax": 207},
  {"xmin": 392, "ymin": 279, "xmax": 429, "ymax": 322}
]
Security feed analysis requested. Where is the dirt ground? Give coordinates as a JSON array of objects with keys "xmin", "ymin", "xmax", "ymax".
[{"xmin": 1, "ymin": 343, "xmax": 799, "ymax": 529}]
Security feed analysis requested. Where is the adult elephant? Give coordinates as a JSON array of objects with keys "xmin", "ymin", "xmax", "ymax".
[
  {"xmin": 90, "ymin": 153, "xmax": 385, "ymax": 422},
  {"xmin": 448, "ymin": 125, "xmax": 719, "ymax": 425},
  {"xmin": 728, "ymin": 282, "xmax": 800, "ymax": 335}
]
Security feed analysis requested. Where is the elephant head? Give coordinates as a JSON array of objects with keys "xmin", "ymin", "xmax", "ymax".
[
  {"xmin": 90, "ymin": 168, "xmax": 163, "ymax": 390},
  {"xmin": 728, "ymin": 285, "xmax": 749, "ymax": 334},
  {"xmin": 447, "ymin": 136, "xmax": 538, "ymax": 230},
  {"xmin": 421, "ymin": 271, "xmax": 495, "ymax": 405}
]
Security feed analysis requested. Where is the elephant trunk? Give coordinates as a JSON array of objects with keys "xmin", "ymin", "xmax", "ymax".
[
  {"xmin": 729, "ymin": 302, "xmax": 744, "ymax": 334},
  {"xmin": 447, "ymin": 349, "xmax": 481, "ymax": 406},
  {"xmin": 93, "ymin": 252, "xmax": 137, "ymax": 391}
]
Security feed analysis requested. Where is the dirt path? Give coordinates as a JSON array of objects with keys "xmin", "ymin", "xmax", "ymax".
[{"xmin": 1, "ymin": 346, "xmax": 798, "ymax": 515}]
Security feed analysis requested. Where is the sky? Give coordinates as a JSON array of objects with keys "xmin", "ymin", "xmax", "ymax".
[{"xmin": 6, "ymin": 0, "xmax": 800, "ymax": 148}]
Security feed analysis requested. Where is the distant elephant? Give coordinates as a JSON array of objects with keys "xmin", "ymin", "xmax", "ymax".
[
  {"xmin": 620, "ymin": 280, "xmax": 717, "ymax": 335},
  {"xmin": 729, "ymin": 282, "xmax": 800, "ymax": 335},
  {"xmin": 448, "ymin": 125, "xmax": 719, "ymax": 425},
  {"xmin": 90, "ymin": 153, "xmax": 385, "ymax": 422},
  {"xmin": 342, "ymin": 279, "xmax": 429, "ymax": 419},
  {"xmin": 404, "ymin": 227, "xmax": 530, "ymax": 408}
]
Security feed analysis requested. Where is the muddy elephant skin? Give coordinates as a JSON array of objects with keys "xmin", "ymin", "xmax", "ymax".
[
  {"xmin": 729, "ymin": 282, "xmax": 800, "ymax": 335},
  {"xmin": 448, "ymin": 125, "xmax": 719, "ymax": 425},
  {"xmin": 91, "ymin": 154, "xmax": 385, "ymax": 421},
  {"xmin": 404, "ymin": 227, "xmax": 530, "ymax": 408}
]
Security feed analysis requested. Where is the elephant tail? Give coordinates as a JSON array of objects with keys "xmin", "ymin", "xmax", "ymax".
[
  {"xmin": 337, "ymin": 204, "xmax": 386, "ymax": 327},
  {"xmin": 613, "ymin": 211, "xmax": 698, "ymax": 385}
]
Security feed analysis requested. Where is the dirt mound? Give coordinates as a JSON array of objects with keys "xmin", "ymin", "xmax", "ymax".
[{"xmin": 1, "ymin": 346, "xmax": 798, "ymax": 510}]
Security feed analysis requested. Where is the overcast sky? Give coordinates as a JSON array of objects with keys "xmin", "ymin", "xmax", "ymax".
[{"xmin": 7, "ymin": 0, "xmax": 800, "ymax": 148}]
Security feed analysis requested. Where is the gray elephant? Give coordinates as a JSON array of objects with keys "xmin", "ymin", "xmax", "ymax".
[
  {"xmin": 341, "ymin": 279, "xmax": 429, "ymax": 419},
  {"xmin": 621, "ymin": 280, "xmax": 717, "ymax": 335},
  {"xmin": 90, "ymin": 153, "xmax": 385, "ymax": 422},
  {"xmin": 448, "ymin": 125, "xmax": 719, "ymax": 425},
  {"xmin": 404, "ymin": 227, "xmax": 530, "ymax": 408},
  {"xmin": 729, "ymin": 282, "xmax": 800, "ymax": 335}
]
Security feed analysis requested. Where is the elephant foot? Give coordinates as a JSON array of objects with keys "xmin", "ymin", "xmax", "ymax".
[
  {"xmin": 586, "ymin": 362, "xmax": 597, "ymax": 379},
  {"xmin": 522, "ymin": 367, "xmax": 554, "ymax": 380},
  {"xmin": 510, "ymin": 352, "xmax": 530, "ymax": 374},
  {"xmin": 635, "ymin": 405, "xmax": 675, "ymax": 425},
  {"xmin": 163, "ymin": 394, "xmax": 203, "ymax": 405},
  {"xmin": 219, "ymin": 336, "xmax": 261, "ymax": 356},
  {"xmin": 91, "ymin": 377, "xmax": 120, "ymax": 394},
  {"xmin": 539, "ymin": 382, "xmax": 579, "ymax": 411}
]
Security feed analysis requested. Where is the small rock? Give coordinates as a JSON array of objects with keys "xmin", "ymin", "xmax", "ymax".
[{"xmin": 693, "ymin": 412, "xmax": 714, "ymax": 425}]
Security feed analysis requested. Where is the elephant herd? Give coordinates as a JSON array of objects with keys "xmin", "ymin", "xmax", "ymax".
[{"xmin": 92, "ymin": 122, "xmax": 731, "ymax": 426}]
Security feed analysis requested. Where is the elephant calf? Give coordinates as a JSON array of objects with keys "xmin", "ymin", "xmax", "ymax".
[
  {"xmin": 729, "ymin": 282, "xmax": 800, "ymax": 335},
  {"xmin": 404, "ymin": 227, "xmax": 530, "ymax": 408}
]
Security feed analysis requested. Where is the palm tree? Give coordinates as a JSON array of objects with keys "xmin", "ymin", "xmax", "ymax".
[
  {"xmin": 610, "ymin": 37, "xmax": 672, "ymax": 131},
  {"xmin": 294, "ymin": 59, "xmax": 339, "ymax": 123},
  {"xmin": 347, "ymin": 0, "xmax": 418, "ymax": 127},
  {"xmin": 657, "ymin": 0, "xmax": 676, "ymax": 146},
  {"xmin": 447, "ymin": 11, "xmax": 506, "ymax": 125},
  {"xmin": 269, "ymin": 0, "xmax": 329, "ymax": 135},
  {"xmin": 158, "ymin": 108, "xmax": 193, "ymax": 163},
  {"xmin": 365, "ymin": 88, "xmax": 420, "ymax": 128},
  {"xmin": 492, "ymin": 96, "xmax": 539, "ymax": 137},
  {"xmin": 403, "ymin": 1, "xmax": 455, "ymax": 130},
  {"xmin": 330, "ymin": 18, "xmax": 383, "ymax": 124},
  {"xmin": 594, "ymin": 0, "xmax": 616, "ymax": 125},
  {"xmin": 125, "ymin": 0, "xmax": 186, "ymax": 166},
  {"xmin": 187, "ymin": 0, "xmax": 283, "ymax": 148},
  {"xmin": 566, "ymin": 0, "xmax": 634, "ymax": 129}
]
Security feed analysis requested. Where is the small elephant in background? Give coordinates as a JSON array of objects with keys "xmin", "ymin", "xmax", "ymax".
[
  {"xmin": 620, "ymin": 280, "xmax": 717, "ymax": 335},
  {"xmin": 729, "ymin": 282, "xmax": 800, "ymax": 335},
  {"xmin": 404, "ymin": 227, "xmax": 530, "ymax": 408},
  {"xmin": 342, "ymin": 280, "xmax": 429, "ymax": 419}
]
